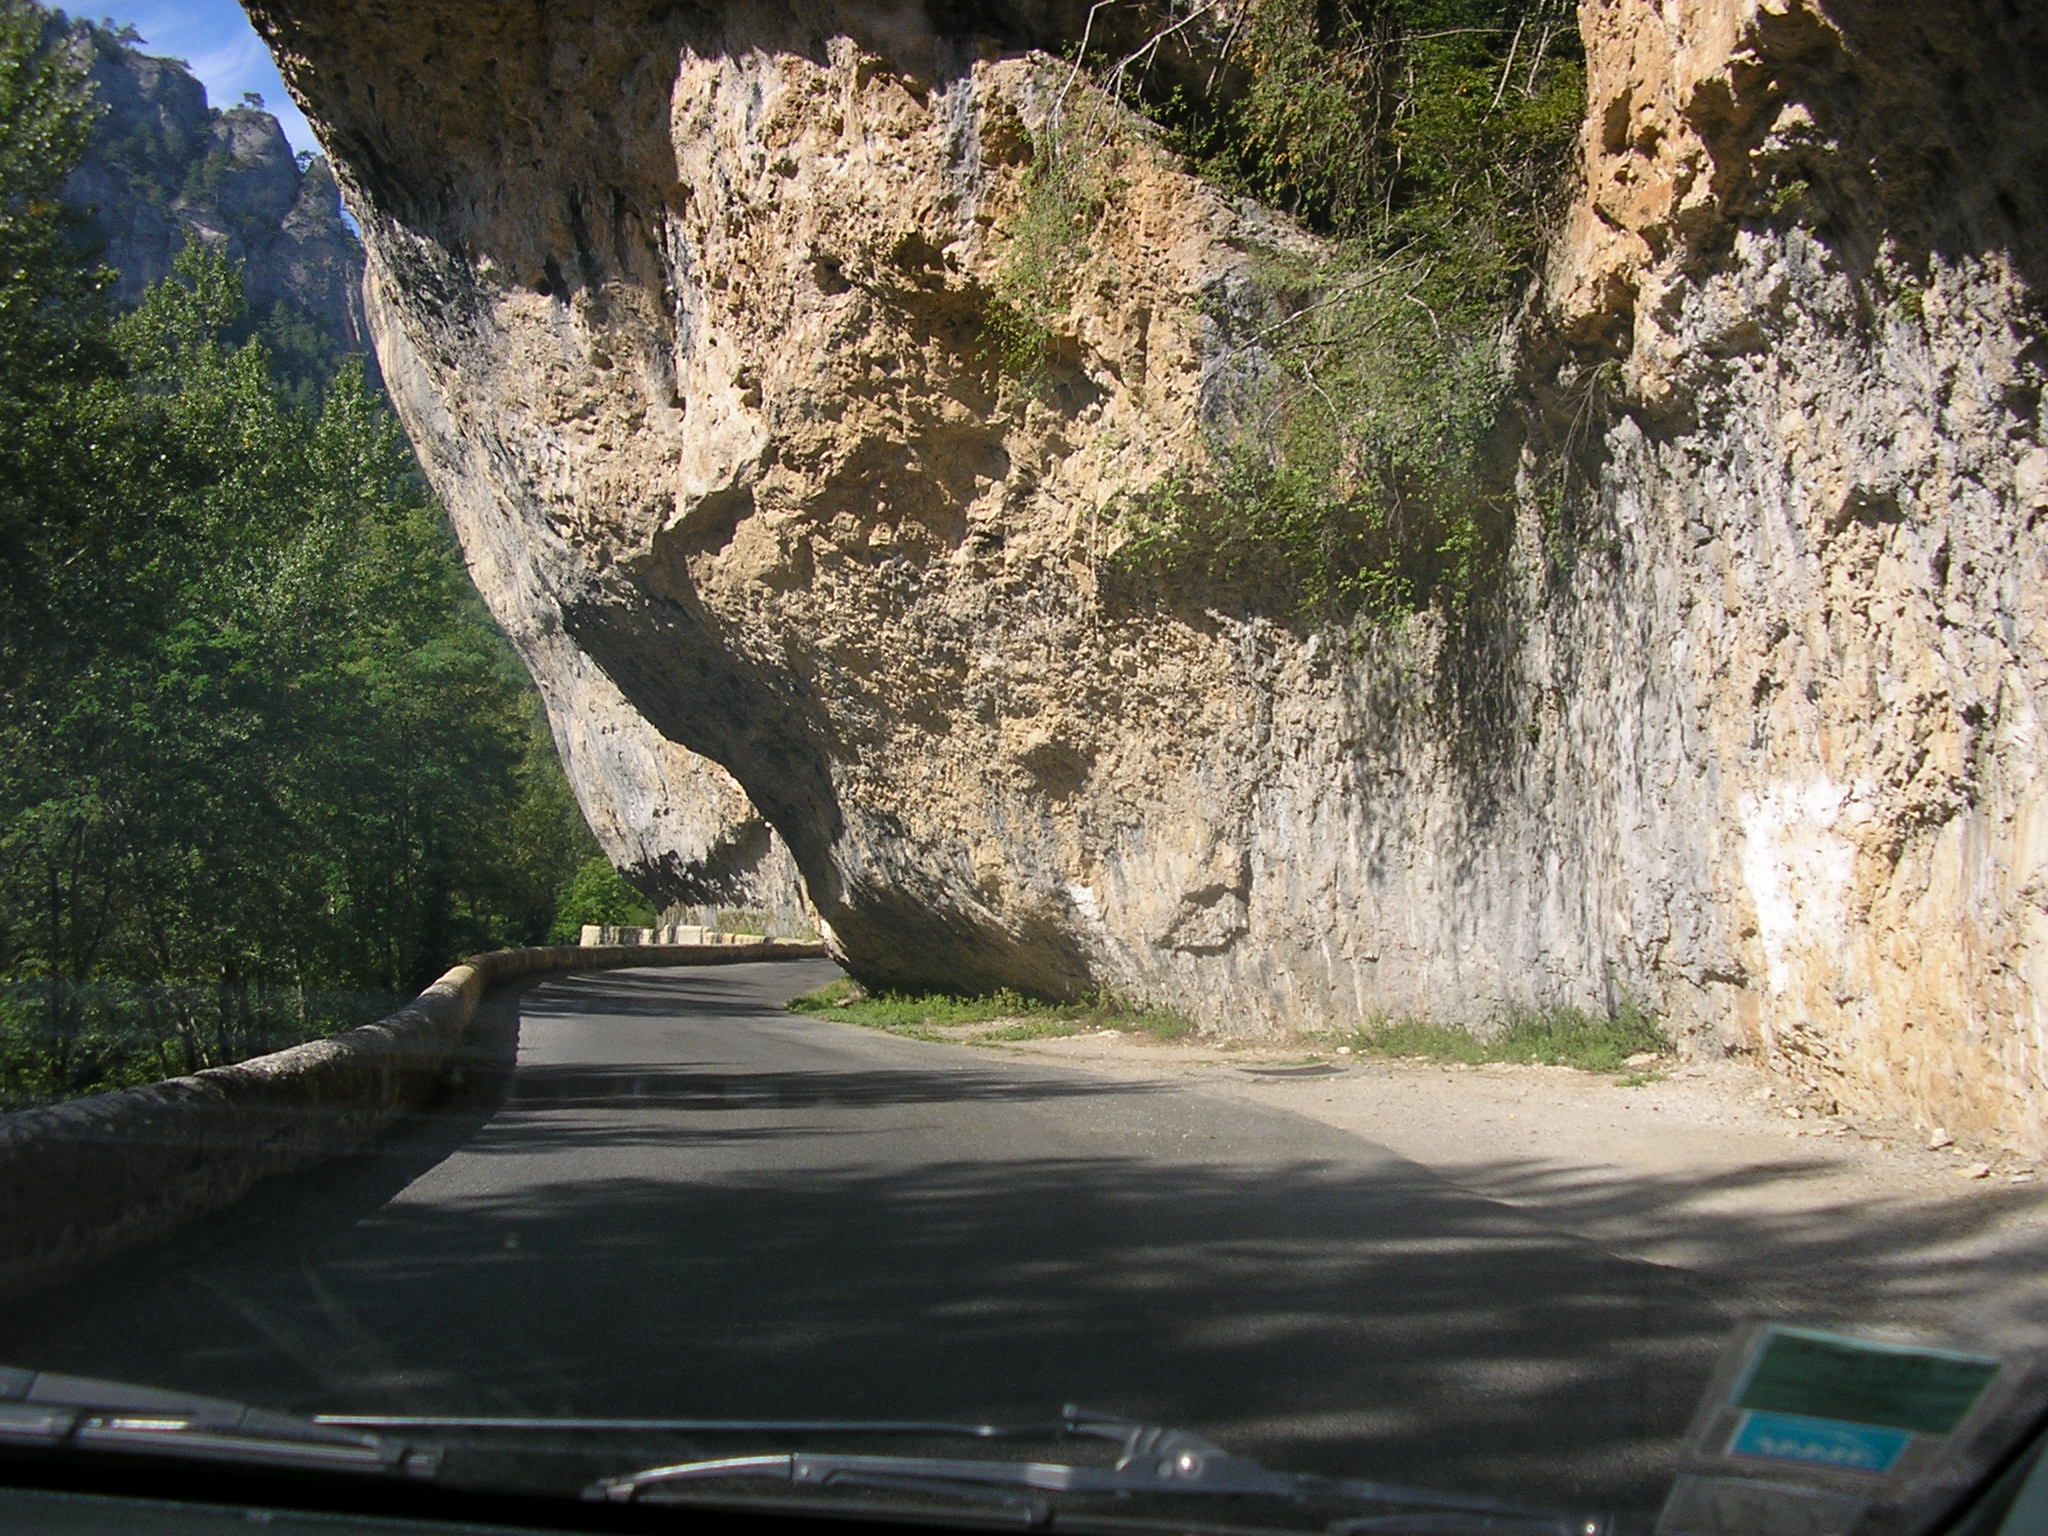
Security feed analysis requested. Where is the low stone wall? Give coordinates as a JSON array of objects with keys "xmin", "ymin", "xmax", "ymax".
[
  {"xmin": 0, "ymin": 941, "xmax": 826, "ymax": 1305},
  {"xmin": 579, "ymin": 923, "xmax": 772, "ymax": 946}
]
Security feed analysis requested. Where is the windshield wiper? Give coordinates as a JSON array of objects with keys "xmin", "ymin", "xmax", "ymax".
[
  {"xmin": 587, "ymin": 1405, "xmax": 1603, "ymax": 1535},
  {"xmin": 316, "ymin": 1410, "xmax": 1080, "ymax": 1440},
  {"xmin": 0, "ymin": 1366, "xmax": 438, "ymax": 1479}
]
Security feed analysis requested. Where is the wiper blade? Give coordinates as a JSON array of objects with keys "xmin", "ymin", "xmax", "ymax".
[
  {"xmin": 316, "ymin": 1411, "xmax": 1079, "ymax": 1440},
  {"xmin": 588, "ymin": 1405, "xmax": 1601, "ymax": 1535},
  {"xmin": 0, "ymin": 1366, "xmax": 438, "ymax": 1479}
]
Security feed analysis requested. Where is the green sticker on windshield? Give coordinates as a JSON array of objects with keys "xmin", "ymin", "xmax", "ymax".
[{"xmin": 1732, "ymin": 1328, "xmax": 1998, "ymax": 1437}]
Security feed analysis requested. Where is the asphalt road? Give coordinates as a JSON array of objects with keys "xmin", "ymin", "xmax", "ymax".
[{"xmin": 0, "ymin": 961, "xmax": 1739, "ymax": 1518}]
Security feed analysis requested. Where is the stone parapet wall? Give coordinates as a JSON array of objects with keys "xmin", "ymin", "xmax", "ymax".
[
  {"xmin": 579, "ymin": 924, "xmax": 772, "ymax": 946},
  {"xmin": 0, "ymin": 942, "xmax": 826, "ymax": 1305}
]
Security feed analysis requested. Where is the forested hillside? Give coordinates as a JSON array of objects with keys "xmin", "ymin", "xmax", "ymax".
[
  {"xmin": 0, "ymin": 3, "xmax": 649, "ymax": 1109},
  {"xmin": 48, "ymin": 4, "xmax": 372, "ymax": 400}
]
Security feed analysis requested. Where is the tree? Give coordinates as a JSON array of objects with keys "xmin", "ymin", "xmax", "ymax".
[
  {"xmin": 0, "ymin": 0, "xmax": 110, "ymax": 636},
  {"xmin": 0, "ymin": 0, "xmax": 126, "ymax": 1090},
  {"xmin": 0, "ymin": 231, "xmax": 602, "ymax": 1104},
  {"xmin": 550, "ymin": 858, "xmax": 656, "ymax": 943},
  {"xmin": 0, "ymin": 14, "xmax": 601, "ymax": 1107}
]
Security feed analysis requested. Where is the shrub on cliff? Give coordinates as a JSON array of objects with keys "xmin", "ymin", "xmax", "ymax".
[{"xmin": 1089, "ymin": 0, "xmax": 1584, "ymax": 620}]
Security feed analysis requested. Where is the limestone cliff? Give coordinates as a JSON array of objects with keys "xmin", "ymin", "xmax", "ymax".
[{"xmin": 246, "ymin": 0, "xmax": 2046, "ymax": 1157}]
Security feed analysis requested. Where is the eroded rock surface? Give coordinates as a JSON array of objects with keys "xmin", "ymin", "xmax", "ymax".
[{"xmin": 248, "ymin": 0, "xmax": 2047, "ymax": 1156}]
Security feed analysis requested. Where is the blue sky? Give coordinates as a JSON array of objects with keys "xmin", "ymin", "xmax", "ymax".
[{"xmin": 83, "ymin": 1, "xmax": 317, "ymax": 157}]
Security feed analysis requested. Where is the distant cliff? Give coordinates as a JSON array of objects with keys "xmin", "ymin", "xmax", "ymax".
[{"xmin": 43, "ymin": 9, "xmax": 370, "ymax": 384}]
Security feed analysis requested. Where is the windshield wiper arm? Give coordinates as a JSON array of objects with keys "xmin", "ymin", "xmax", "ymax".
[
  {"xmin": 0, "ymin": 1366, "xmax": 438, "ymax": 1479},
  {"xmin": 316, "ymin": 1411, "xmax": 1080, "ymax": 1440},
  {"xmin": 589, "ymin": 1405, "xmax": 1601, "ymax": 1535}
]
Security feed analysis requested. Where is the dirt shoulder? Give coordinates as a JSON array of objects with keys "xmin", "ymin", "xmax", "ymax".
[{"xmin": 890, "ymin": 1017, "xmax": 2048, "ymax": 1352}]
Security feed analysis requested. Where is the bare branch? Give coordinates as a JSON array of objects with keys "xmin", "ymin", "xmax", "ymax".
[
  {"xmin": 1050, "ymin": 0, "xmax": 1114, "ymax": 150},
  {"xmin": 1523, "ymin": 20, "xmax": 1557, "ymax": 97},
  {"xmin": 1489, "ymin": 15, "xmax": 1526, "ymax": 113},
  {"xmin": 1102, "ymin": 0, "xmax": 1229, "ymax": 103},
  {"xmin": 1204, "ymin": 0, "xmax": 1249, "ymax": 95}
]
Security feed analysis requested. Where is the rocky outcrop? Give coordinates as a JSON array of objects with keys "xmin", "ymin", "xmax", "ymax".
[
  {"xmin": 247, "ymin": 0, "xmax": 2046, "ymax": 1157},
  {"xmin": 1522, "ymin": 0, "xmax": 2048, "ymax": 1153},
  {"xmin": 523, "ymin": 620, "xmax": 807, "ymax": 915},
  {"xmin": 49, "ymin": 12, "xmax": 369, "ymax": 363}
]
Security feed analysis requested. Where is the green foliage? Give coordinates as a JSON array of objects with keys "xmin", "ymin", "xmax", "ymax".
[
  {"xmin": 974, "ymin": 1016, "xmax": 1089, "ymax": 1042},
  {"xmin": 1765, "ymin": 176, "xmax": 1811, "ymax": 220},
  {"xmin": 710, "ymin": 908, "xmax": 773, "ymax": 937},
  {"xmin": 1107, "ymin": 1003, "xmax": 1198, "ymax": 1041},
  {"xmin": 982, "ymin": 128, "xmax": 1111, "ymax": 389},
  {"xmin": 1116, "ymin": 245, "xmax": 1510, "ymax": 619},
  {"xmin": 549, "ymin": 857, "xmax": 656, "ymax": 943},
  {"xmin": 1329, "ymin": 999, "xmax": 1668, "ymax": 1072},
  {"xmin": 1104, "ymin": 0, "xmax": 1583, "ymax": 620},
  {"xmin": 788, "ymin": 984, "xmax": 1049, "ymax": 1031},
  {"xmin": 0, "ymin": 4, "xmax": 98, "ymax": 288},
  {"xmin": 786, "ymin": 976, "xmax": 864, "ymax": 1010},
  {"xmin": 0, "ymin": 1, "xmax": 112, "ymax": 618},
  {"xmin": 0, "ymin": 46, "xmax": 601, "ymax": 1112},
  {"xmin": 255, "ymin": 301, "xmax": 360, "ymax": 409},
  {"xmin": 1163, "ymin": 0, "xmax": 1583, "ymax": 265}
]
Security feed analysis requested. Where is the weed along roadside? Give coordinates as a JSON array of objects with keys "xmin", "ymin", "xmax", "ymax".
[
  {"xmin": 787, "ymin": 981, "xmax": 1660, "ymax": 1071},
  {"xmin": 1327, "ymin": 1002, "xmax": 1670, "ymax": 1073},
  {"xmin": 788, "ymin": 979, "xmax": 1197, "ymax": 1047}
]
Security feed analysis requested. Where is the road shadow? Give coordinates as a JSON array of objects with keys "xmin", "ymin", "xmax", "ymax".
[
  {"xmin": 4, "ymin": 966, "xmax": 2042, "ymax": 1525},
  {"xmin": 503, "ymin": 1058, "xmax": 1162, "ymax": 1114},
  {"xmin": 7, "ymin": 1136, "xmax": 2043, "ymax": 1522},
  {"xmin": 1426, "ymin": 1153, "xmax": 2048, "ymax": 1343},
  {"xmin": 0, "ymin": 978, "xmax": 527, "ymax": 1345},
  {"xmin": 420, "ymin": 1061, "xmax": 1162, "ymax": 1160},
  {"xmin": 518, "ymin": 968, "xmax": 812, "ymax": 1021}
]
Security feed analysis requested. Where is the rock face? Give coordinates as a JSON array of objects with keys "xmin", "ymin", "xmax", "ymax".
[
  {"xmin": 248, "ymin": 0, "xmax": 2047, "ymax": 1158},
  {"xmin": 519, "ymin": 619, "xmax": 807, "ymax": 918},
  {"xmin": 50, "ymin": 12, "xmax": 369, "ymax": 364},
  {"xmin": 1525, "ymin": 0, "xmax": 2048, "ymax": 1153}
]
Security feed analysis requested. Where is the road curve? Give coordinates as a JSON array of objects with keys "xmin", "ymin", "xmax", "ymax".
[{"xmin": 0, "ymin": 961, "xmax": 1730, "ymax": 1516}]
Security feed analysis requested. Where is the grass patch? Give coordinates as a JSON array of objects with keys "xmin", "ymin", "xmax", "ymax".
[
  {"xmin": 785, "ymin": 981, "xmax": 1198, "ymax": 1045},
  {"xmin": 1110, "ymin": 1005, "xmax": 1198, "ymax": 1042},
  {"xmin": 788, "ymin": 983, "xmax": 1055, "ymax": 1031},
  {"xmin": 792, "ymin": 982, "xmax": 1659, "ymax": 1072},
  {"xmin": 976, "ymin": 1018, "xmax": 1089, "ymax": 1043},
  {"xmin": 785, "ymin": 977, "xmax": 865, "ymax": 1011},
  {"xmin": 1332, "ymin": 1001, "xmax": 1667, "ymax": 1073}
]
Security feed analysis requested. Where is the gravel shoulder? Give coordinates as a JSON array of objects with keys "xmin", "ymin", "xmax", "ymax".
[{"xmin": 859, "ymin": 1015, "xmax": 2048, "ymax": 1353}]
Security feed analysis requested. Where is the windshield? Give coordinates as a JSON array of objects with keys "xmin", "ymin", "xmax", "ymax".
[{"xmin": 1, "ymin": 2, "xmax": 2044, "ymax": 1536}]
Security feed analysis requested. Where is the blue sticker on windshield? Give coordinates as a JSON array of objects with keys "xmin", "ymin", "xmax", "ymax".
[{"xmin": 1727, "ymin": 1411, "xmax": 1911, "ymax": 1476}]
